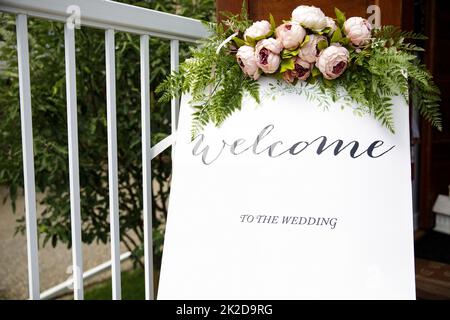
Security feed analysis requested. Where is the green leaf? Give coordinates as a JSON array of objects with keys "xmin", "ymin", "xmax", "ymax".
[
  {"xmin": 301, "ymin": 35, "xmax": 310, "ymax": 47},
  {"xmin": 335, "ymin": 7, "xmax": 346, "ymax": 28},
  {"xmin": 311, "ymin": 66, "xmax": 321, "ymax": 78},
  {"xmin": 273, "ymin": 72, "xmax": 284, "ymax": 80},
  {"xmin": 317, "ymin": 39, "xmax": 328, "ymax": 51},
  {"xmin": 323, "ymin": 78, "xmax": 334, "ymax": 87},
  {"xmin": 269, "ymin": 13, "xmax": 277, "ymax": 31},
  {"xmin": 281, "ymin": 48, "xmax": 300, "ymax": 59},
  {"xmin": 339, "ymin": 37, "xmax": 350, "ymax": 46},
  {"xmin": 254, "ymin": 30, "xmax": 274, "ymax": 41},
  {"xmin": 280, "ymin": 58, "xmax": 295, "ymax": 73},
  {"xmin": 330, "ymin": 27, "xmax": 342, "ymax": 43},
  {"xmin": 307, "ymin": 76, "xmax": 318, "ymax": 84},
  {"xmin": 317, "ymin": 27, "xmax": 331, "ymax": 35},
  {"xmin": 245, "ymin": 36, "xmax": 256, "ymax": 46},
  {"xmin": 246, "ymin": 30, "xmax": 274, "ymax": 46},
  {"xmin": 233, "ymin": 37, "xmax": 246, "ymax": 47},
  {"xmin": 240, "ymin": 0, "xmax": 249, "ymax": 20}
]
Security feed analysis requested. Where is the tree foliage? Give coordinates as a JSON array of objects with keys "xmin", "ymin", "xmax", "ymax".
[{"xmin": 0, "ymin": 0, "xmax": 215, "ymax": 266}]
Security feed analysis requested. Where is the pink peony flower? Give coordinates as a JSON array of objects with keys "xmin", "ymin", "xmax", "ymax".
[
  {"xmin": 282, "ymin": 57, "xmax": 312, "ymax": 83},
  {"xmin": 298, "ymin": 34, "xmax": 327, "ymax": 63},
  {"xmin": 255, "ymin": 38, "xmax": 283, "ymax": 74},
  {"xmin": 236, "ymin": 45, "xmax": 260, "ymax": 80},
  {"xmin": 244, "ymin": 20, "xmax": 272, "ymax": 42},
  {"xmin": 291, "ymin": 5, "xmax": 327, "ymax": 31},
  {"xmin": 275, "ymin": 22, "xmax": 306, "ymax": 50},
  {"xmin": 344, "ymin": 17, "xmax": 372, "ymax": 46},
  {"xmin": 316, "ymin": 45, "xmax": 350, "ymax": 80}
]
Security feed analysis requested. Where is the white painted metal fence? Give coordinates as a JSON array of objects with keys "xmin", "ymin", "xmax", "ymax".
[{"xmin": 0, "ymin": 0, "xmax": 207, "ymax": 300}]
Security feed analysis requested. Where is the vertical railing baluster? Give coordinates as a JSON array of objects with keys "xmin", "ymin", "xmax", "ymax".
[
  {"xmin": 64, "ymin": 23, "xmax": 84, "ymax": 300},
  {"xmin": 140, "ymin": 34, "xmax": 154, "ymax": 300},
  {"xmin": 170, "ymin": 39, "xmax": 179, "ymax": 159},
  {"xmin": 16, "ymin": 14, "xmax": 40, "ymax": 300},
  {"xmin": 105, "ymin": 29, "xmax": 122, "ymax": 300}
]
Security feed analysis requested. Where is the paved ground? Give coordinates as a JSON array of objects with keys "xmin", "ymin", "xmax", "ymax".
[{"xmin": 0, "ymin": 186, "xmax": 131, "ymax": 300}]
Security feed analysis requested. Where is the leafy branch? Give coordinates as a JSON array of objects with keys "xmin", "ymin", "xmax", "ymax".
[{"xmin": 156, "ymin": 9, "xmax": 260, "ymax": 137}]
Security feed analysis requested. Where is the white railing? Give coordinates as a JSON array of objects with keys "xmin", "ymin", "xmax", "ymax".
[{"xmin": 0, "ymin": 0, "xmax": 208, "ymax": 300}]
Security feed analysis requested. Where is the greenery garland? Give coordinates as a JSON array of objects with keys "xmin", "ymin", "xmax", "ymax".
[{"xmin": 157, "ymin": 4, "xmax": 442, "ymax": 137}]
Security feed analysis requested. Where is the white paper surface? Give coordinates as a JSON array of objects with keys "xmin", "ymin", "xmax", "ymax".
[{"xmin": 158, "ymin": 79, "xmax": 416, "ymax": 300}]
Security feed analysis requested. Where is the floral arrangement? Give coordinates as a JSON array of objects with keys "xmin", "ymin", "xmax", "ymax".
[{"xmin": 157, "ymin": 4, "xmax": 442, "ymax": 137}]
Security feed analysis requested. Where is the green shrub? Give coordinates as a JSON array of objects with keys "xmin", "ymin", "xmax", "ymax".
[{"xmin": 0, "ymin": 0, "xmax": 215, "ymax": 267}]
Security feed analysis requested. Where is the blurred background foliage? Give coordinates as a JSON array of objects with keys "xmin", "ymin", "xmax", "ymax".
[{"xmin": 0, "ymin": 0, "xmax": 215, "ymax": 268}]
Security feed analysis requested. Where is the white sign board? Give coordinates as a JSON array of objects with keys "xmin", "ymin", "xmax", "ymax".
[{"xmin": 158, "ymin": 79, "xmax": 416, "ymax": 300}]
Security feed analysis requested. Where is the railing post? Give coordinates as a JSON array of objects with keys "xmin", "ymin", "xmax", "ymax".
[
  {"xmin": 64, "ymin": 22, "xmax": 84, "ymax": 300},
  {"xmin": 0, "ymin": 0, "xmax": 209, "ymax": 302},
  {"xmin": 16, "ymin": 13, "xmax": 40, "ymax": 300},
  {"xmin": 140, "ymin": 34, "xmax": 154, "ymax": 300},
  {"xmin": 105, "ymin": 28, "xmax": 122, "ymax": 300}
]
